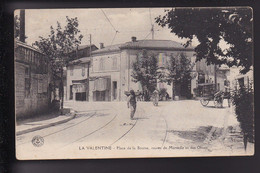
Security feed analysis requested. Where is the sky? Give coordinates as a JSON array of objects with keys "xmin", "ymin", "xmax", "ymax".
[{"xmin": 15, "ymin": 8, "xmax": 195, "ymax": 48}]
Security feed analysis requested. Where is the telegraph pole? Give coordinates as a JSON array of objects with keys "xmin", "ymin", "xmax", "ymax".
[
  {"xmin": 214, "ymin": 64, "xmax": 218, "ymax": 91},
  {"xmin": 89, "ymin": 34, "xmax": 92, "ymax": 57},
  {"xmin": 87, "ymin": 34, "xmax": 91, "ymax": 101}
]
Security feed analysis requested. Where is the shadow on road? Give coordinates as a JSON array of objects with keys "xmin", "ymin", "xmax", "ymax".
[{"xmin": 167, "ymin": 126, "xmax": 224, "ymax": 143}]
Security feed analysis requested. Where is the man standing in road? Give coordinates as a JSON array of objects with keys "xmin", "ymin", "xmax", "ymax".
[{"xmin": 127, "ymin": 90, "xmax": 137, "ymax": 120}]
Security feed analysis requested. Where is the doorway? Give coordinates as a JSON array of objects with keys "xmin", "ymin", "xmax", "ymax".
[{"xmin": 112, "ymin": 81, "xmax": 117, "ymax": 100}]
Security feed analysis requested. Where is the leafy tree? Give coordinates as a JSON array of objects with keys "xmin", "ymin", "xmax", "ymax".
[
  {"xmin": 132, "ymin": 50, "xmax": 159, "ymax": 101},
  {"xmin": 156, "ymin": 7, "xmax": 253, "ymax": 74},
  {"xmin": 159, "ymin": 53, "xmax": 195, "ymax": 99},
  {"xmin": 34, "ymin": 16, "xmax": 83, "ymax": 109},
  {"xmin": 156, "ymin": 7, "xmax": 254, "ymax": 146},
  {"xmin": 231, "ymin": 83, "xmax": 254, "ymax": 150}
]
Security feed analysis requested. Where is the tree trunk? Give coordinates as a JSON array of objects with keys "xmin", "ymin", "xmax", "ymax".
[
  {"xmin": 60, "ymin": 68, "xmax": 64, "ymax": 110},
  {"xmin": 172, "ymin": 81, "xmax": 175, "ymax": 100}
]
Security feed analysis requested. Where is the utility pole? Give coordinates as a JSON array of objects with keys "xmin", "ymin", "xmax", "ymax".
[
  {"xmin": 89, "ymin": 34, "xmax": 92, "ymax": 57},
  {"xmin": 214, "ymin": 64, "xmax": 218, "ymax": 91},
  {"xmin": 87, "ymin": 34, "xmax": 91, "ymax": 101},
  {"xmin": 20, "ymin": 9, "xmax": 25, "ymax": 42}
]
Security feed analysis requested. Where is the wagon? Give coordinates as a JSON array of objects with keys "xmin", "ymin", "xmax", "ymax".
[{"xmin": 196, "ymin": 83, "xmax": 230, "ymax": 107}]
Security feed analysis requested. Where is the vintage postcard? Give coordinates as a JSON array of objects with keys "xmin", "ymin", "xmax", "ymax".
[{"xmin": 15, "ymin": 7, "xmax": 254, "ymax": 160}]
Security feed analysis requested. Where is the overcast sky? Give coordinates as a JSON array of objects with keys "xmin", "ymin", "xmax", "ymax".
[{"xmin": 15, "ymin": 8, "xmax": 196, "ymax": 48}]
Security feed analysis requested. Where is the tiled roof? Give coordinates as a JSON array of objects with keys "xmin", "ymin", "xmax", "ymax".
[
  {"xmin": 92, "ymin": 43, "xmax": 122, "ymax": 54},
  {"xmin": 92, "ymin": 39, "xmax": 194, "ymax": 54},
  {"xmin": 69, "ymin": 57, "xmax": 91, "ymax": 65},
  {"xmin": 121, "ymin": 40, "xmax": 187, "ymax": 49},
  {"xmin": 71, "ymin": 44, "xmax": 98, "ymax": 51},
  {"xmin": 15, "ymin": 40, "xmax": 43, "ymax": 54}
]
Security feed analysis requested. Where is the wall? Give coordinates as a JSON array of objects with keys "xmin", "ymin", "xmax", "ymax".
[
  {"xmin": 15, "ymin": 62, "xmax": 50, "ymax": 118},
  {"xmin": 15, "ymin": 42, "xmax": 51, "ymax": 118}
]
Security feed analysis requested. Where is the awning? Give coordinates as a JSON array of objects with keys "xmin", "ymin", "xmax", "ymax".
[
  {"xmin": 72, "ymin": 78, "xmax": 88, "ymax": 84},
  {"xmin": 72, "ymin": 84, "xmax": 87, "ymax": 93},
  {"xmin": 93, "ymin": 78, "xmax": 108, "ymax": 91}
]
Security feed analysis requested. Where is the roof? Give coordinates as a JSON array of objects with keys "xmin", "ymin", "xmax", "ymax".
[
  {"xmin": 92, "ymin": 43, "xmax": 122, "ymax": 54},
  {"xmin": 71, "ymin": 44, "xmax": 98, "ymax": 51},
  {"xmin": 92, "ymin": 39, "xmax": 194, "ymax": 55},
  {"xmin": 69, "ymin": 57, "xmax": 91, "ymax": 65},
  {"xmin": 15, "ymin": 40, "xmax": 43, "ymax": 54}
]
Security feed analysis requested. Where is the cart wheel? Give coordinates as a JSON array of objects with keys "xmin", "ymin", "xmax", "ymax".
[
  {"xmin": 200, "ymin": 99, "xmax": 209, "ymax": 106},
  {"xmin": 214, "ymin": 97, "xmax": 223, "ymax": 108}
]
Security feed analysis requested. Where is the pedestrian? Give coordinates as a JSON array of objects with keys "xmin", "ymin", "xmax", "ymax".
[
  {"xmin": 153, "ymin": 89, "xmax": 159, "ymax": 106},
  {"xmin": 127, "ymin": 90, "xmax": 137, "ymax": 120}
]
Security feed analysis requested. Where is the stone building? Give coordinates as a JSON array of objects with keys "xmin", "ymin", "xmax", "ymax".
[
  {"xmin": 63, "ymin": 44, "xmax": 98, "ymax": 100},
  {"xmin": 15, "ymin": 40, "xmax": 52, "ymax": 118},
  {"xmin": 66, "ymin": 37, "xmax": 197, "ymax": 102}
]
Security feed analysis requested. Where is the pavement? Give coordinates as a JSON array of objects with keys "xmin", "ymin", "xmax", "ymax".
[
  {"xmin": 16, "ymin": 111, "xmax": 76, "ymax": 136},
  {"xmin": 15, "ymin": 100, "xmax": 254, "ymax": 159}
]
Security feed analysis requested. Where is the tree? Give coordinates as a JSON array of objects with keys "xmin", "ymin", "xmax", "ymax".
[
  {"xmin": 231, "ymin": 82, "xmax": 254, "ymax": 150},
  {"xmin": 159, "ymin": 53, "xmax": 195, "ymax": 99},
  {"xmin": 131, "ymin": 50, "xmax": 159, "ymax": 101},
  {"xmin": 156, "ymin": 7, "xmax": 254, "ymax": 148},
  {"xmin": 156, "ymin": 7, "xmax": 253, "ymax": 74},
  {"xmin": 34, "ymin": 16, "xmax": 83, "ymax": 110}
]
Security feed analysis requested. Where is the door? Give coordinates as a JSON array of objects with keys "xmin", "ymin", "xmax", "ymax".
[{"xmin": 112, "ymin": 81, "xmax": 117, "ymax": 100}]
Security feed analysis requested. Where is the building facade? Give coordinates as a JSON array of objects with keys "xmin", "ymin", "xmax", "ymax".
[
  {"xmin": 15, "ymin": 41, "xmax": 52, "ymax": 118},
  {"xmin": 66, "ymin": 37, "xmax": 198, "ymax": 102},
  {"xmin": 64, "ymin": 44, "xmax": 98, "ymax": 100}
]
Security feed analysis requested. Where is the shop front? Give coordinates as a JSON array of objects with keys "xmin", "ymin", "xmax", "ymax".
[
  {"xmin": 71, "ymin": 79, "xmax": 89, "ymax": 101},
  {"xmin": 90, "ymin": 77, "xmax": 111, "ymax": 101}
]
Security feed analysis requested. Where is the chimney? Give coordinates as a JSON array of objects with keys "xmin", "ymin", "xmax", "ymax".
[
  {"xmin": 20, "ymin": 9, "xmax": 25, "ymax": 43},
  {"xmin": 100, "ymin": 43, "xmax": 104, "ymax": 49},
  {"xmin": 131, "ymin": 36, "xmax": 137, "ymax": 42}
]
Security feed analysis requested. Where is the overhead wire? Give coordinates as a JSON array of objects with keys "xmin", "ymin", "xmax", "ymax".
[
  {"xmin": 100, "ymin": 9, "xmax": 119, "ymax": 33},
  {"xmin": 100, "ymin": 9, "xmax": 119, "ymax": 45},
  {"xmin": 110, "ymin": 32, "xmax": 118, "ymax": 45}
]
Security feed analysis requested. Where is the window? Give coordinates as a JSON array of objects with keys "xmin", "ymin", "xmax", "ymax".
[
  {"xmin": 99, "ymin": 58, "xmax": 104, "ymax": 71},
  {"xmin": 25, "ymin": 67, "xmax": 29, "ymax": 76},
  {"xmin": 82, "ymin": 65, "xmax": 85, "ymax": 76},
  {"xmin": 25, "ymin": 78, "xmax": 30, "ymax": 98},
  {"xmin": 70, "ymin": 66, "xmax": 74, "ymax": 76},
  {"xmin": 112, "ymin": 57, "xmax": 117, "ymax": 70}
]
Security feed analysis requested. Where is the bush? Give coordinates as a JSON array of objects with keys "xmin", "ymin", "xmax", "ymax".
[{"xmin": 231, "ymin": 84, "xmax": 254, "ymax": 148}]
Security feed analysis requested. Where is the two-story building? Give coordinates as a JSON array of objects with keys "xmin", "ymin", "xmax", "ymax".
[
  {"xmin": 64, "ymin": 44, "xmax": 98, "ymax": 100},
  {"xmin": 66, "ymin": 37, "xmax": 197, "ymax": 102}
]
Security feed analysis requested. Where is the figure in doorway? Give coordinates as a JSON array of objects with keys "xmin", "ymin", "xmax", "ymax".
[{"xmin": 127, "ymin": 90, "xmax": 137, "ymax": 120}]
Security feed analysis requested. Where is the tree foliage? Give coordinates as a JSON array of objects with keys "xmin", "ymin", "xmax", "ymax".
[
  {"xmin": 231, "ymin": 83, "xmax": 254, "ymax": 148},
  {"xmin": 159, "ymin": 53, "xmax": 195, "ymax": 98},
  {"xmin": 161, "ymin": 53, "xmax": 194, "ymax": 84},
  {"xmin": 131, "ymin": 50, "xmax": 159, "ymax": 101},
  {"xmin": 33, "ymin": 16, "xmax": 83, "ymax": 109},
  {"xmin": 156, "ymin": 7, "xmax": 253, "ymax": 74},
  {"xmin": 33, "ymin": 16, "xmax": 83, "ymax": 74}
]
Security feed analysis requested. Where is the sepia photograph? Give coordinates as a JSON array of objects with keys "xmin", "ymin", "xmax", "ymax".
[{"xmin": 14, "ymin": 7, "xmax": 254, "ymax": 160}]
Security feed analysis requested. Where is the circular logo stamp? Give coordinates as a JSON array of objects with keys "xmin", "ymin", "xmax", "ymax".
[{"xmin": 32, "ymin": 135, "xmax": 44, "ymax": 147}]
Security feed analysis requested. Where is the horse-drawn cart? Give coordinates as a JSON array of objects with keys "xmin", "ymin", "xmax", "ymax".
[{"xmin": 197, "ymin": 83, "xmax": 230, "ymax": 108}]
